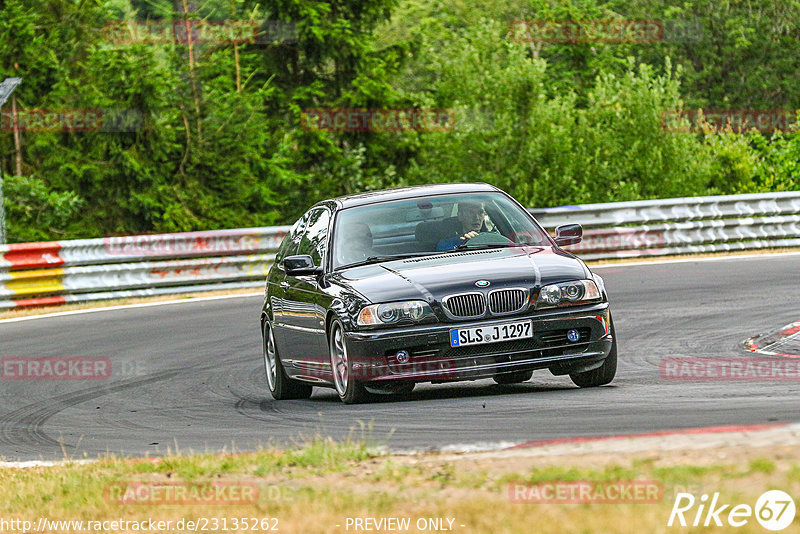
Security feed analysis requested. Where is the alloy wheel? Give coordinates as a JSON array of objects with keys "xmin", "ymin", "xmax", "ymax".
[
  {"xmin": 263, "ymin": 323, "xmax": 277, "ymax": 391},
  {"xmin": 330, "ymin": 324, "xmax": 349, "ymax": 396}
]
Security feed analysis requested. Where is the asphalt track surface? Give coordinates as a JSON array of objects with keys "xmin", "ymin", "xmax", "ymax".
[{"xmin": 1, "ymin": 254, "xmax": 798, "ymax": 461}]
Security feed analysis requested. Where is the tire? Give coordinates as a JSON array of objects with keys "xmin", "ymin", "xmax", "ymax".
[
  {"xmin": 329, "ymin": 319, "xmax": 371, "ymax": 404},
  {"xmin": 570, "ymin": 316, "xmax": 617, "ymax": 388},
  {"xmin": 263, "ymin": 321, "xmax": 313, "ymax": 400},
  {"xmin": 493, "ymin": 370, "xmax": 533, "ymax": 385}
]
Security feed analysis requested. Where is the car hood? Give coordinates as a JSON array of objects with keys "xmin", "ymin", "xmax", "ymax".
[{"xmin": 328, "ymin": 246, "xmax": 590, "ymax": 303}]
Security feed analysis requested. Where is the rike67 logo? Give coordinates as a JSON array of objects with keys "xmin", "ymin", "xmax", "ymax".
[{"xmin": 668, "ymin": 490, "xmax": 796, "ymax": 531}]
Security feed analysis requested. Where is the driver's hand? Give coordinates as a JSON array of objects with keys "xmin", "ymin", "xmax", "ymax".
[{"xmin": 460, "ymin": 231, "xmax": 479, "ymax": 241}]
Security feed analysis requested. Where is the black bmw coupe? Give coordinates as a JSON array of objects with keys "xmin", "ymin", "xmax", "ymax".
[{"xmin": 261, "ymin": 183, "xmax": 617, "ymax": 403}]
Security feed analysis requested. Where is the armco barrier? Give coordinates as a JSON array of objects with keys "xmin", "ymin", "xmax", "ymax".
[
  {"xmin": 530, "ymin": 191, "xmax": 800, "ymax": 260},
  {"xmin": 0, "ymin": 255, "xmax": 275, "ymax": 298},
  {"xmin": 1, "ymin": 192, "xmax": 799, "ymax": 310},
  {"xmin": 0, "ymin": 227, "xmax": 288, "ymax": 270},
  {"xmin": 0, "ymin": 227, "xmax": 289, "ymax": 310}
]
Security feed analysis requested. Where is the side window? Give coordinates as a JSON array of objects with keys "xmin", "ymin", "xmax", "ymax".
[
  {"xmin": 296, "ymin": 208, "xmax": 331, "ymax": 267},
  {"xmin": 275, "ymin": 212, "xmax": 308, "ymax": 268}
]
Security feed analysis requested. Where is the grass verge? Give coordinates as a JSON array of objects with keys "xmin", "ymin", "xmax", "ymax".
[{"xmin": 2, "ymin": 438, "xmax": 799, "ymax": 533}]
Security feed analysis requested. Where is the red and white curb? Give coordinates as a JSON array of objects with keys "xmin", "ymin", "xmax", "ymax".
[{"xmin": 745, "ymin": 321, "xmax": 800, "ymax": 358}]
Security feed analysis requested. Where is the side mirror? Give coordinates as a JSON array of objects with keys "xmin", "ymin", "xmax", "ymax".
[
  {"xmin": 284, "ymin": 255, "xmax": 323, "ymax": 276},
  {"xmin": 554, "ymin": 224, "xmax": 582, "ymax": 246}
]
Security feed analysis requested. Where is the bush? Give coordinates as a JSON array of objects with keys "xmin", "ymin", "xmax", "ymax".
[{"xmin": 2, "ymin": 175, "xmax": 83, "ymax": 243}]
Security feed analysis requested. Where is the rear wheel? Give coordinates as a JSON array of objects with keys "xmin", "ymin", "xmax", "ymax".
[
  {"xmin": 329, "ymin": 319, "xmax": 371, "ymax": 404},
  {"xmin": 263, "ymin": 321, "xmax": 313, "ymax": 400},
  {"xmin": 493, "ymin": 370, "xmax": 533, "ymax": 385},
  {"xmin": 570, "ymin": 317, "xmax": 617, "ymax": 388}
]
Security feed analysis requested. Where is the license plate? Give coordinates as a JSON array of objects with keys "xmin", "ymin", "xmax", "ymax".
[{"xmin": 449, "ymin": 320, "xmax": 533, "ymax": 348}]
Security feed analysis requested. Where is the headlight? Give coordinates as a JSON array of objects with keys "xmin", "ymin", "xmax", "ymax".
[
  {"xmin": 535, "ymin": 280, "xmax": 602, "ymax": 308},
  {"xmin": 358, "ymin": 301, "xmax": 435, "ymax": 326}
]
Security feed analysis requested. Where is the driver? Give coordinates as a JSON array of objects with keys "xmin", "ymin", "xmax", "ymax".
[{"xmin": 434, "ymin": 200, "xmax": 489, "ymax": 250}]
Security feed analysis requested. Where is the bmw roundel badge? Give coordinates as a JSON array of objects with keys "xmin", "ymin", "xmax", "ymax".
[{"xmin": 475, "ymin": 280, "xmax": 490, "ymax": 287}]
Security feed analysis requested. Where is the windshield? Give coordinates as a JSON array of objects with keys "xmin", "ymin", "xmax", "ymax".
[{"xmin": 332, "ymin": 192, "xmax": 551, "ymax": 269}]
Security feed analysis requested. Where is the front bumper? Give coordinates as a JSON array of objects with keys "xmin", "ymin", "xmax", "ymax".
[{"xmin": 345, "ymin": 303, "xmax": 613, "ymax": 383}]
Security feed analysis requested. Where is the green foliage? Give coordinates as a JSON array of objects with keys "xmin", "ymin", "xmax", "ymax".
[
  {"xmin": 613, "ymin": 0, "xmax": 800, "ymax": 109},
  {"xmin": 2, "ymin": 175, "xmax": 83, "ymax": 242},
  {"xmin": 743, "ymin": 126, "xmax": 800, "ymax": 193},
  {"xmin": 398, "ymin": 17, "xmax": 757, "ymax": 208},
  {"xmin": 0, "ymin": 0, "xmax": 797, "ymax": 241}
]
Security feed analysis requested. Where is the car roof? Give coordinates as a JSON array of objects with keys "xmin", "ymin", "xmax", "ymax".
[{"xmin": 326, "ymin": 182, "xmax": 500, "ymax": 209}]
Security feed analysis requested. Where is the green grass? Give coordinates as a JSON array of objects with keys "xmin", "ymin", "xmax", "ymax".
[
  {"xmin": 498, "ymin": 464, "xmax": 641, "ymax": 485},
  {"xmin": 119, "ymin": 437, "xmax": 377, "ymax": 479},
  {"xmin": 748, "ymin": 457, "xmax": 777, "ymax": 474},
  {"xmin": 3, "ymin": 439, "xmax": 800, "ymax": 534},
  {"xmin": 652, "ymin": 464, "xmax": 729, "ymax": 484}
]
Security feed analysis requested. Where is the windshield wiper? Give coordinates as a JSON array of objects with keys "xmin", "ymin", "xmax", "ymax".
[
  {"xmin": 451, "ymin": 242, "xmax": 518, "ymax": 252},
  {"xmin": 338, "ymin": 252, "xmax": 440, "ymax": 269}
]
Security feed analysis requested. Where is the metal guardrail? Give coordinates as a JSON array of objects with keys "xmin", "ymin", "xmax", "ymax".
[
  {"xmin": 0, "ymin": 228, "xmax": 289, "ymax": 309},
  {"xmin": 1, "ymin": 191, "xmax": 798, "ymax": 310},
  {"xmin": 530, "ymin": 191, "xmax": 800, "ymax": 260}
]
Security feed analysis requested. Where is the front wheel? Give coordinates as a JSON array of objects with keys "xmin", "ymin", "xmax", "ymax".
[
  {"xmin": 263, "ymin": 321, "xmax": 313, "ymax": 400},
  {"xmin": 570, "ymin": 317, "xmax": 617, "ymax": 388},
  {"xmin": 329, "ymin": 319, "xmax": 371, "ymax": 404}
]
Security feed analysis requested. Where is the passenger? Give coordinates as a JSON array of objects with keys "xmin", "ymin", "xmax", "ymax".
[{"xmin": 339, "ymin": 222, "xmax": 374, "ymax": 265}]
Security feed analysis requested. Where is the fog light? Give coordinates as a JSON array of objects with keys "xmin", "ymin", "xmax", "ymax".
[
  {"xmin": 566, "ymin": 329, "xmax": 580, "ymax": 342},
  {"xmin": 396, "ymin": 350, "xmax": 410, "ymax": 363}
]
